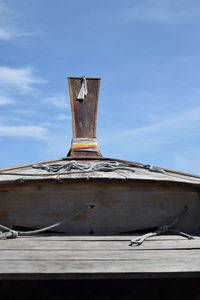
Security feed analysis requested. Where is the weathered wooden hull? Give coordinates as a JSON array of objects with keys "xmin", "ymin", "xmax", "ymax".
[{"xmin": 0, "ymin": 181, "xmax": 199, "ymax": 234}]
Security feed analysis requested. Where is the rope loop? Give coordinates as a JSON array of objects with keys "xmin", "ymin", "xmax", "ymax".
[
  {"xmin": 129, "ymin": 207, "xmax": 194, "ymax": 246},
  {"xmin": 10, "ymin": 230, "xmax": 18, "ymax": 239},
  {"xmin": 0, "ymin": 205, "xmax": 95, "ymax": 239}
]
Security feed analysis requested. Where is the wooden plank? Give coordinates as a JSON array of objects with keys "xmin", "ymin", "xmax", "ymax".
[
  {"xmin": 0, "ymin": 258, "xmax": 200, "ymax": 278},
  {"xmin": 15, "ymin": 234, "xmax": 197, "ymax": 241},
  {"xmin": 0, "ymin": 249, "xmax": 199, "ymax": 260},
  {"xmin": 68, "ymin": 77, "xmax": 100, "ymax": 139},
  {"xmin": 119, "ymin": 169, "xmax": 200, "ymax": 184},
  {"xmin": 0, "ymin": 236, "xmax": 200, "ymax": 279},
  {"xmin": 0, "ymin": 182, "xmax": 199, "ymax": 234},
  {"xmin": 0, "ymin": 238, "xmax": 200, "ymax": 250},
  {"xmin": 0, "ymin": 168, "xmax": 126, "ymax": 184},
  {"xmin": 1, "ymin": 157, "xmax": 200, "ymax": 180},
  {"xmin": 1, "ymin": 157, "xmax": 200, "ymax": 185},
  {"xmin": 68, "ymin": 77, "xmax": 101, "ymax": 157},
  {"xmin": 1, "ymin": 168, "xmax": 200, "ymax": 184}
]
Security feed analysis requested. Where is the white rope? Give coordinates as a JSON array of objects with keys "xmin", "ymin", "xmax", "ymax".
[
  {"xmin": 0, "ymin": 161, "xmax": 165, "ymax": 176},
  {"xmin": 32, "ymin": 161, "xmax": 137, "ymax": 173},
  {"xmin": 0, "ymin": 205, "xmax": 95, "ymax": 239},
  {"xmin": 129, "ymin": 207, "xmax": 194, "ymax": 246}
]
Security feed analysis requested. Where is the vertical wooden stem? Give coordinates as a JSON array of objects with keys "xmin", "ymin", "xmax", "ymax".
[{"xmin": 67, "ymin": 77, "xmax": 102, "ymax": 158}]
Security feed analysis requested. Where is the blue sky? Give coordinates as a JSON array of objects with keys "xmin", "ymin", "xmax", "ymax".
[{"xmin": 0, "ymin": 0, "xmax": 200, "ymax": 174}]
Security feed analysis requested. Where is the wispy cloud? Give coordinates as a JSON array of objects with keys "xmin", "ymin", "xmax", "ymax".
[
  {"xmin": 99, "ymin": 104, "xmax": 200, "ymax": 174},
  {"xmin": 0, "ymin": 27, "xmax": 14, "ymax": 40},
  {"xmin": 102, "ymin": 105, "xmax": 200, "ymax": 152},
  {"xmin": 0, "ymin": 95, "xmax": 14, "ymax": 105},
  {"xmin": 0, "ymin": 125, "xmax": 48, "ymax": 139},
  {"xmin": 0, "ymin": 66, "xmax": 45, "ymax": 93},
  {"xmin": 43, "ymin": 94, "xmax": 68, "ymax": 108},
  {"xmin": 0, "ymin": 0, "xmax": 11, "ymax": 13},
  {"xmin": 172, "ymin": 152, "xmax": 200, "ymax": 174},
  {"xmin": 55, "ymin": 113, "xmax": 71, "ymax": 121},
  {"xmin": 0, "ymin": 27, "xmax": 31, "ymax": 41},
  {"xmin": 123, "ymin": 0, "xmax": 200, "ymax": 24},
  {"xmin": 0, "ymin": 0, "xmax": 38, "ymax": 41},
  {"xmin": 11, "ymin": 109, "xmax": 38, "ymax": 115}
]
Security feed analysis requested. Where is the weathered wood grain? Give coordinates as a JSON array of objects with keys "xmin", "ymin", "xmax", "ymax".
[
  {"xmin": 0, "ymin": 258, "xmax": 199, "ymax": 279},
  {"xmin": 0, "ymin": 182, "xmax": 199, "ymax": 234},
  {"xmin": 68, "ymin": 77, "xmax": 100, "ymax": 139},
  {"xmin": 67, "ymin": 77, "xmax": 101, "ymax": 157},
  {"xmin": 1, "ymin": 158, "xmax": 200, "ymax": 185},
  {"xmin": 0, "ymin": 236, "xmax": 199, "ymax": 250},
  {"xmin": 0, "ymin": 235, "xmax": 199, "ymax": 279},
  {"xmin": 13, "ymin": 234, "xmax": 196, "ymax": 240},
  {"xmin": 0, "ymin": 249, "xmax": 200, "ymax": 260}
]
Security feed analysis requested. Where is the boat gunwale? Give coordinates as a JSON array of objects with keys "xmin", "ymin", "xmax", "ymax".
[
  {"xmin": 0, "ymin": 157, "xmax": 200, "ymax": 178},
  {"xmin": 0, "ymin": 176, "xmax": 200, "ymax": 190}
]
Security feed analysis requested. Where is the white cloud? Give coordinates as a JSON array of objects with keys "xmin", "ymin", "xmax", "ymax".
[
  {"xmin": 0, "ymin": 27, "xmax": 31, "ymax": 41},
  {"xmin": 55, "ymin": 114, "xmax": 71, "ymax": 121},
  {"xmin": 0, "ymin": 125, "xmax": 48, "ymax": 139},
  {"xmin": 44, "ymin": 94, "xmax": 68, "ymax": 108},
  {"xmin": 39, "ymin": 133, "xmax": 70, "ymax": 158},
  {"xmin": 0, "ymin": 1, "xmax": 35, "ymax": 41},
  {"xmin": 0, "ymin": 66, "xmax": 45, "ymax": 93},
  {"xmin": 123, "ymin": 0, "xmax": 199, "ymax": 24},
  {"xmin": 172, "ymin": 152, "xmax": 200, "ymax": 175},
  {"xmin": 11, "ymin": 109, "xmax": 37, "ymax": 115},
  {"xmin": 99, "ymin": 105, "xmax": 200, "ymax": 174},
  {"xmin": 102, "ymin": 106, "xmax": 200, "ymax": 150},
  {"xmin": 0, "ymin": 95, "xmax": 14, "ymax": 105},
  {"xmin": 0, "ymin": 27, "xmax": 12, "ymax": 40},
  {"xmin": 0, "ymin": 0, "xmax": 11, "ymax": 13}
]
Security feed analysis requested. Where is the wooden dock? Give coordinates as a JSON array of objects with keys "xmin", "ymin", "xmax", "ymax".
[{"xmin": 1, "ymin": 234, "xmax": 200, "ymax": 280}]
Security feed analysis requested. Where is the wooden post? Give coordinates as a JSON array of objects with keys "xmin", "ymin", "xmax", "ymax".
[{"xmin": 67, "ymin": 77, "xmax": 102, "ymax": 158}]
